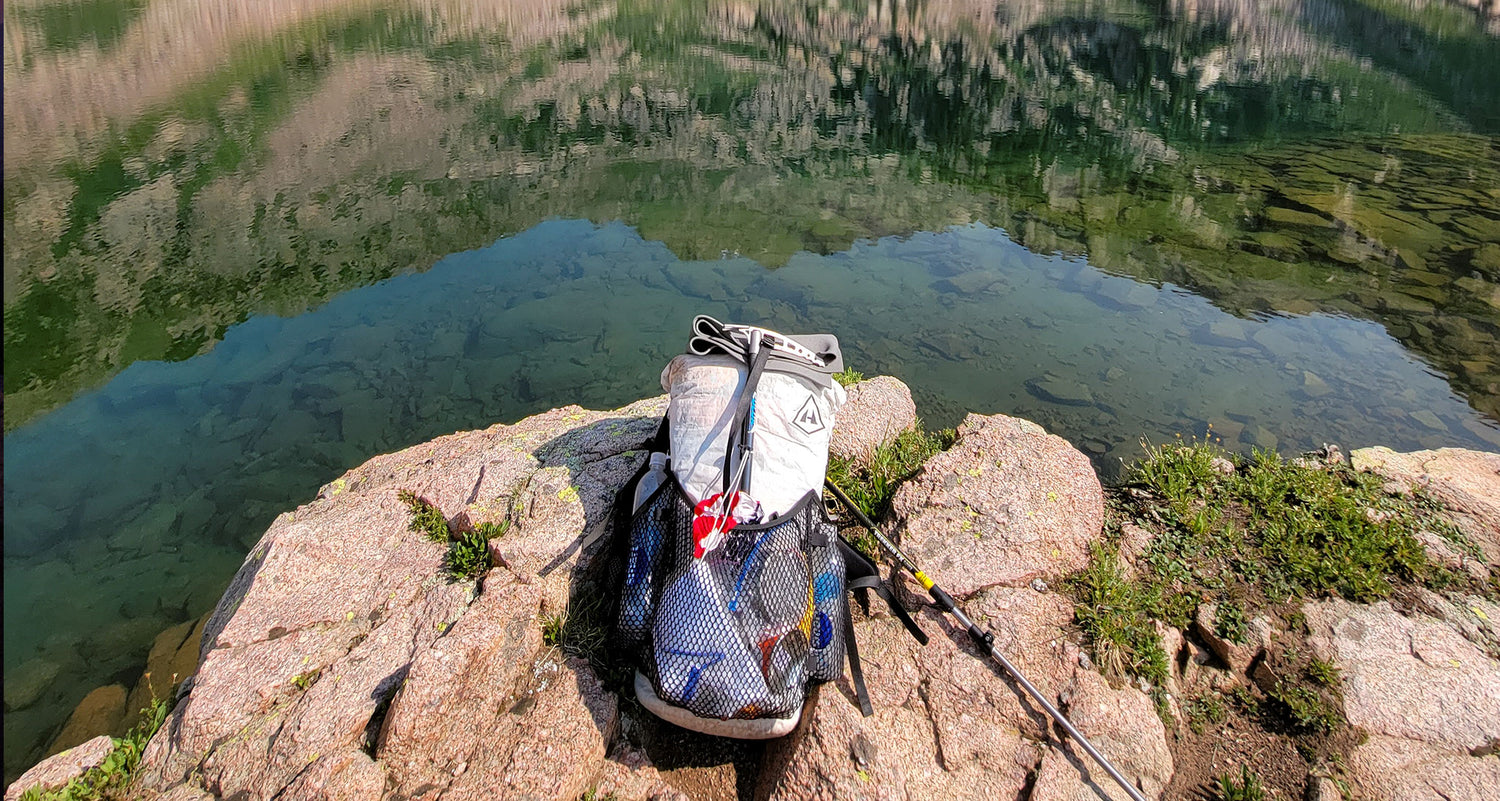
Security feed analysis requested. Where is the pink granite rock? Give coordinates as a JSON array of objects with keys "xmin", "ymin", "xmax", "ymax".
[{"xmin": 890, "ymin": 413, "xmax": 1104, "ymax": 596}]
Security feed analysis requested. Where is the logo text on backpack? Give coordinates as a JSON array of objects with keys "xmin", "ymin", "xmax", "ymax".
[{"xmin": 793, "ymin": 396, "xmax": 825, "ymax": 435}]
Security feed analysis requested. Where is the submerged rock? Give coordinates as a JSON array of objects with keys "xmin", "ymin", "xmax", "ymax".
[
  {"xmin": 3, "ymin": 658, "xmax": 60, "ymax": 711},
  {"xmin": 1025, "ymin": 375, "xmax": 1096, "ymax": 407},
  {"xmin": 46, "ymin": 685, "xmax": 128, "ymax": 757}
]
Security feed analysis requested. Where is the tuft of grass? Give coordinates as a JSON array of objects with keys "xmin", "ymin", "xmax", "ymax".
[
  {"xmin": 1215, "ymin": 765, "xmax": 1267, "ymax": 801},
  {"xmin": 398, "ymin": 489, "xmax": 450, "ymax": 543},
  {"xmin": 826, "ymin": 425, "xmax": 954, "ymax": 522},
  {"xmin": 474, "ymin": 520, "xmax": 510, "ymax": 540},
  {"xmin": 827, "ymin": 424, "xmax": 954, "ymax": 562},
  {"xmin": 832, "ymin": 367, "xmax": 864, "ymax": 387},
  {"xmin": 1067, "ymin": 543, "xmax": 1170, "ymax": 693},
  {"xmin": 290, "ymin": 669, "xmax": 321, "ymax": 691},
  {"xmin": 541, "ymin": 591, "xmax": 609, "ymax": 666},
  {"xmin": 19, "ymin": 697, "xmax": 171, "ymax": 800},
  {"xmin": 1306, "ymin": 657, "xmax": 1341, "ymax": 687}
]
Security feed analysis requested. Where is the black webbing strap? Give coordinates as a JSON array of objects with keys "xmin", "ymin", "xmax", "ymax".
[
  {"xmin": 848, "ymin": 575, "xmax": 928, "ymax": 646},
  {"xmin": 843, "ymin": 600, "xmax": 874, "ymax": 717},
  {"xmin": 648, "ymin": 415, "xmax": 670, "ymax": 454},
  {"xmin": 838, "ymin": 540, "xmax": 928, "ymax": 645},
  {"xmin": 837, "ymin": 538, "xmax": 928, "ymax": 717},
  {"xmin": 722, "ymin": 346, "xmax": 771, "ymax": 498}
]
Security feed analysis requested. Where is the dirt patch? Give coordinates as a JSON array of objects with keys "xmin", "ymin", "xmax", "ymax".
[
  {"xmin": 629, "ymin": 705, "xmax": 765, "ymax": 801},
  {"xmin": 1165, "ymin": 709, "xmax": 1310, "ymax": 799}
]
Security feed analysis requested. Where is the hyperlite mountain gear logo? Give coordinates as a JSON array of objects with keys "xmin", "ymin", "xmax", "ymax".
[{"xmin": 793, "ymin": 396, "xmax": 825, "ymax": 435}]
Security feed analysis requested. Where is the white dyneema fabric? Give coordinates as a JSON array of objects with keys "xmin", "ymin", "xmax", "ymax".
[{"xmin": 661, "ymin": 353, "xmax": 846, "ymax": 518}]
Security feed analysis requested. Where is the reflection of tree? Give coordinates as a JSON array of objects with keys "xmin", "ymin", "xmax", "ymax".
[{"xmin": 3, "ymin": 0, "xmax": 1498, "ymax": 429}]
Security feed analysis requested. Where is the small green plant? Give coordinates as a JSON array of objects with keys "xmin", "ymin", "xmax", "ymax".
[
  {"xmin": 1226, "ymin": 685, "xmax": 1259, "ymax": 716},
  {"xmin": 474, "ymin": 520, "xmax": 510, "ymax": 539},
  {"xmin": 398, "ymin": 489, "xmax": 450, "ymax": 543},
  {"xmin": 1186, "ymin": 693, "xmax": 1228, "ymax": 734},
  {"xmin": 1268, "ymin": 679, "xmax": 1342, "ymax": 733},
  {"xmin": 1124, "ymin": 443, "xmax": 1437, "ymax": 604},
  {"xmin": 1215, "ymin": 765, "xmax": 1266, "ymax": 801},
  {"xmin": 832, "ymin": 367, "xmax": 865, "ymax": 387},
  {"xmin": 1306, "ymin": 657, "xmax": 1341, "ymax": 687},
  {"xmin": 444, "ymin": 529, "xmax": 494, "ymax": 581},
  {"xmin": 21, "ymin": 697, "xmax": 171, "ymax": 800},
  {"xmin": 290, "ymin": 669, "xmax": 321, "ymax": 691},
  {"xmin": 1214, "ymin": 601, "xmax": 1248, "ymax": 645}
]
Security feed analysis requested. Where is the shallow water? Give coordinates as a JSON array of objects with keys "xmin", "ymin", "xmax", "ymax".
[{"xmin": 4, "ymin": 0, "xmax": 1500, "ymax": 778}]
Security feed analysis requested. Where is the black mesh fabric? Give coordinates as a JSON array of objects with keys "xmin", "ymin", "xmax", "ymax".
[{"xmin": 617, "ymin": 478, "xmax": 846, "ymax": 721}]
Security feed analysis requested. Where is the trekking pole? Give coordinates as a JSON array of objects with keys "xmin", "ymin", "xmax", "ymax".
[{"xmin": 825, "ymin": 480, "xmax": 1150, "ymax": 801}]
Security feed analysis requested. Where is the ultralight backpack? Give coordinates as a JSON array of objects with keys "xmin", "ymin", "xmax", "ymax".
[{"xmin": 612, "ymin": 316, "xmax": 925, "ymax": 738}]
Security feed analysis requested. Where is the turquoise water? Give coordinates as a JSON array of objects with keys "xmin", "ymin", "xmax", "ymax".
[{"xmin": 5, "ymin": 0, "xmax": 1500, "ymax": 778}]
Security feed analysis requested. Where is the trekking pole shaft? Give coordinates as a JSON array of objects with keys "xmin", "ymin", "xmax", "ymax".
[
  {"xmin": 944, "ymin": 603, "xmax": 1149, "ymax": 801},
  {"xmin": 824, "ymin": 480, "xmax": 1149, "ymax": 801}
]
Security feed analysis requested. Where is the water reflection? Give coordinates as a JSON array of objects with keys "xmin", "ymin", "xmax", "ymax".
[
  {"xmin": 5, "ymin": 0, "xmax": 1498, "ymax": 429},
  {"xmin": 4, "ymin": 0, "xmax": 1500, "ymax": 780}
]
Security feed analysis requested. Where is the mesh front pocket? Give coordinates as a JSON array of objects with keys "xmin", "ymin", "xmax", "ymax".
[{"xmin": 632, "ymin": 486, "xmax": 842, "ymax": 720}]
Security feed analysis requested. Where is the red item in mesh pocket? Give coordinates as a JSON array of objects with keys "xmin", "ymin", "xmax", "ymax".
[{"xmin": 692, "ymin": 492, "xmax": 738, "ymax": 558}]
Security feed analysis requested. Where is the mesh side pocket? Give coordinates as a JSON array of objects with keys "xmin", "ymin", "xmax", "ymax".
[
  {"xmin": 617, "ymin": 482, "xmax": 682, "ymax": 649},
  {"xmin": 644, "ymin": 490, "xmax": 826, "ymax": 720},
  {"xmin": 805, "ymin": 518, "xmax": 847, "ymax": 683}
]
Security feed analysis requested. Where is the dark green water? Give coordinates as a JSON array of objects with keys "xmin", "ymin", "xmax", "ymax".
[{"xmin": 4, "ymin": 0, "xmax": 1499, "ymax": 778}]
